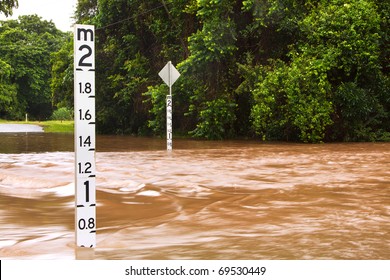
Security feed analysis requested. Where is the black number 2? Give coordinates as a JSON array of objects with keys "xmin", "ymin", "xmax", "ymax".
[{"xmin": 78, "ymin": 45, "xmax": 92, "ymax": 67}]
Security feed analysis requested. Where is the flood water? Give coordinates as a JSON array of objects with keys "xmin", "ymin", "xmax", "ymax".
[{"xmin": 0, "ymin": 132, "xmax": 389, "ymax": 259}]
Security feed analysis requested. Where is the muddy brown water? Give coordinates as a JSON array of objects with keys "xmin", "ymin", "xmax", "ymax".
[{"xmin": 0, "ymin": 133, "xmax": 389, "ymax": 259}]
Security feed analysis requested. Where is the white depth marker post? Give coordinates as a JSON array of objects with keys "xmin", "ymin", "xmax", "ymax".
[
  {"xmin": 158, "ymin": 61, "xmax": 180, "ymax": 150},
  {"xmin": 74, "ymin": 25, "xmax": 96, "ymax": 247},
  {"xmin": 167, "ymin": 94, "xmax": 173, "ymax": 150}
]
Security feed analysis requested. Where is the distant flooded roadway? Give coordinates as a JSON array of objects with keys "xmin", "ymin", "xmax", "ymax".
[{"xmin": 0, "ymin": 132, "xmax": 389, "ymax": 259}]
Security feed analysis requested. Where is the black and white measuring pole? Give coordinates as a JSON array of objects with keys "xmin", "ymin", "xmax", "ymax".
[
  {"xmin": 74, "ymin": 24, "xmax": 96, "ymax": 247},
  {"xmin": 167, "ymin": 94, "xmax": 173, "ymax": 150},
  {"xmin": 158, "ymin": 61, "xmax": 181, "ymax": 151}
]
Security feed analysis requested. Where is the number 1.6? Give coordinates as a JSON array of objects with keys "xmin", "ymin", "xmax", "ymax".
[{"xmin": 78, "ymin": 109, "xmax": 93, "ymax": 121}]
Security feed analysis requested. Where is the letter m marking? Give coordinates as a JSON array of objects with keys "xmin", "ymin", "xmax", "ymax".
[{"xmin": 77, "ymin": 28, "xmax": 94, "ymax": 42}]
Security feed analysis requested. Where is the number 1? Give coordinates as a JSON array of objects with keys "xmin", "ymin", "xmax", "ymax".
[{"xmin": 84, "ymin": 180, "xmax": 90, "ymax": 202}]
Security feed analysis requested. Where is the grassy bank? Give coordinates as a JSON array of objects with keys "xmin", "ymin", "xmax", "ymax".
[
  {"xmin": 38, "ymin": 120, "xmax": 74, "ymax": 133},
  {"xmin": 0, "ymin": 120, "xmax": 74, "ymax": 133}
]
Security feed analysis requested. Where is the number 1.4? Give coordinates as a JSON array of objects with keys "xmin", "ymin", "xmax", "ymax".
[{"xmin": 79, "ymin": 135, "xmax": 92, "ymax": 147}]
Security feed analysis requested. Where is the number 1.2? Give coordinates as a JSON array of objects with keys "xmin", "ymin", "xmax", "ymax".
[{"xmin": 78, "ymin": 162, "xmax": 92, "ymax": 174}]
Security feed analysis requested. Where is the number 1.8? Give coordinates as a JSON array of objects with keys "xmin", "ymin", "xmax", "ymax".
[{"xmin": 79, "ymin": 82, "xmax": 92, "ymax": 94}]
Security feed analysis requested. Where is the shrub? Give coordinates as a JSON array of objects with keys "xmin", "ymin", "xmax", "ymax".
[{"xmin": 51, "ymin": 107, "xmax": 73, "ymax": 121}]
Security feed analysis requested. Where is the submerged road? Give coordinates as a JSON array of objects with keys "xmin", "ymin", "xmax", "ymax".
[{"xmin": 0, "ymin": 124, "xmax": 43, "ymax": 133}]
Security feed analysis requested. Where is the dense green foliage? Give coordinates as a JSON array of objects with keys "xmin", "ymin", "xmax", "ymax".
[
  {"xmin": 0, "ymin": 15, "xmax": 68, "ymax": 120},
  {"xmin": 51, "ymin": 107, "xmax": 73, "ymax": 121},
  {"xmin": 246, "ymin": 0, "xmax": 389, "ymax": 142},
  {"xmin": 0, "ymin": 0, "xmax": 18, "ymax": 17},
  {"xmin": 1, "ymin": 0, "xmax": 389, "ymax": 142}
]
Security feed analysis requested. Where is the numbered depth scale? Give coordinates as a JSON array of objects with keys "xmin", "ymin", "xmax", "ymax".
[
  {"xmin": 166, "ymin": 95, "xmax": 173, "ymax": 150},
  {"xmin": 74, "ymin": 25, "xmax": 96, "ymax": 247}
]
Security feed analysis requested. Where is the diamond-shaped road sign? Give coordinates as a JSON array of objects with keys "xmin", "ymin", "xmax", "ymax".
[{"xmin": 159, "ymin": 61, "xmax": 180, "ymax": 87}]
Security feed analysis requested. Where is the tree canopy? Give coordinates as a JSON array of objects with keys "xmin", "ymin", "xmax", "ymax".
[
  {"xmin": 0, "ymin": 0, "xmax": 18, "ymax": 17},
  {"xmin": 0, "ymin": 15, "xmax": 67, "ymax": 119},
  {"xmin": 1, "ymin": 0, "xmax": 388, "ymax": 142}
]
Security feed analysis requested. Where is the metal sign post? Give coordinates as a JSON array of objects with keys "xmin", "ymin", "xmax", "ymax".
[
  {"xmin": 74, "ymin": 24, "xmax": 96, "ymax": 248},
  {"xmin": 158, "ymin": 61, "xmax": 180, "ymax": 151}
]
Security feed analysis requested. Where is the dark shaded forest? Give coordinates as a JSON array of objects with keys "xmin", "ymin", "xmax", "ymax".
[{"xmin": 1, "ymin": 0, "xmax": 389, "ymax": 142}]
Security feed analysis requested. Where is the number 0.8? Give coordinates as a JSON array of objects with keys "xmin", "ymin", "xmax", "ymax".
[{"xmin": 78, "ymin": 218, "xmax": 95, "ymax": 230}]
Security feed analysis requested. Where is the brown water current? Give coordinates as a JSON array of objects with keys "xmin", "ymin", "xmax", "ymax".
[{"xmin": 0, "ymin": 133, "xmax": 389, "ymax": 259}]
